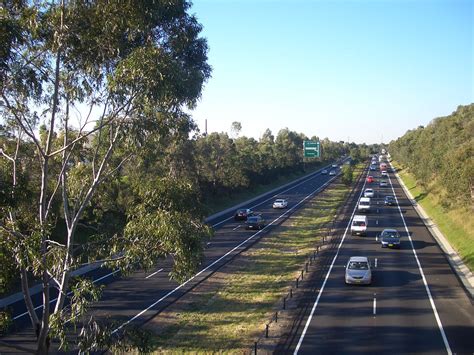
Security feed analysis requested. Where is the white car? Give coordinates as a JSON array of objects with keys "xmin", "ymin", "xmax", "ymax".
[
  {"xmin": 329, "ymin": 170, "xmax": 336, "ymax": 176},
  {"xmin": 332, "ymin": 164, "xmax": 338, "ymax": 168},
  {"xmin": 345, "ymin": 256, "xmax": 372, "ymax": 285},
  {"xmin": 381, "ymin": 170, "xmax": 388, "ymax": 177},
  {"xmin": 364, "ymin": 188, "xmax": 375, "ymax": 198},
  {"xmin": 358, "ymin": 197, "xmax": 371, "ymax": 213},
  {"xmin": 351, "ymin": 215, "xmax": 368, "ymax": 236},
  {"xmin": 379, "ymin": 180, "xmax": 388, "ymax": 187},
  {"xmin": 272, "ymin": 199, "xmax": 288, "ymax": 209}
]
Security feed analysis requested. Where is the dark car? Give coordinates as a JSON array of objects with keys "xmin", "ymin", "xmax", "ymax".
[
  {"xmin": 370, "ymin": 165, "xmax": 377, "ymax": 171},
  {"xmin": 246, "ymin": 215, "xmax": 266, "ymax": 230},
  {"xmin": 384, "ymin": 195, "xmax": 396, "ymax": 205},
  {"xmin": 380, "ymin": 229, "xmax": 401, "ymax": 248},
  {"xmin": 234, "ymin": 208, "xmax": 253, "ymax": 221}
]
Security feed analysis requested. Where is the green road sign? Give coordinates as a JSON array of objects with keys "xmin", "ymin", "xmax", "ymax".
[{"xmin": 303, "ymin": 140, "xmax": 320, "ymax": 158}]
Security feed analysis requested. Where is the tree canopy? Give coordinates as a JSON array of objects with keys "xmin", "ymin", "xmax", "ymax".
[
  {"xmin": 389, "ymin": 104, "xmax": 474, "ymax": 207},
  {"xmin": 1, "ymin": 0, "xmax": 211, "ymax": 352}
]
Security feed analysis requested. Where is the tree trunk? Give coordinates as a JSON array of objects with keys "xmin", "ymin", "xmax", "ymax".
[
  {"xmin": 20, "ymin": 268, "xmax": 40, "ymax": 329},
  {"xmin": 36, "ymin": 268, "xmax": 50, "ymax": 354}
]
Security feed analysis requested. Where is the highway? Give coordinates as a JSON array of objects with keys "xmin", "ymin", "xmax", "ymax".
[
  {"xmin": 2, "ymin": 161, "xmax": 345, "ymax": 347},
  {"xmin": 288, "ymin": 163, "xmax": 474, "ymax": 354},
  {"xmin": 3, "ymin": 158, "xmax": 473, "ymax": 354}
]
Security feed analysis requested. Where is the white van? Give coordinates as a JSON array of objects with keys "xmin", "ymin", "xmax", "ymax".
[
  {"xmin": 358, "ymin": 197, "xmax": 371, "ymax": 213},
  {"xmin": 351, "ymin": 215, "xmax": 368, "ymax": 236}
]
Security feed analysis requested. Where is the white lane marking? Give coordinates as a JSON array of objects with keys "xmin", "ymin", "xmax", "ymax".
[
  {"xmin": 388, "ymin": 162, "xmax": 452, "ymax": 355},
  {"xmin": 376, "ymin": 219, "xmax": 378, "ymax": 225},
  {"xmin": 376, "ymin": 234, "xmax": 378, "ymax": 241},
  {"xmin": 377, "ymin": 208, "xmax": 379, "ymax": 213},
  {"xmin": 206, "ymin": 242, "xmax": 211, "ymax": 245},
  {"xmin": 145, "ymin": 268, "xmax": 164, "ymax": 279},
  {"xmin": 373, "ymin": 296, "xmax": 377, "ymax": 316},
  {"xmin": 113, "ymin": 175, "xmax": 339, "ymax": 335},
  {"xmin": 375, "ymin": 258, "xmax": 378, "ymax": 268},
  {"xmin": 232, "ymin": 225, "xmax": 241, "ymax": 231},
  {"xmin": 294, "ymin": 166, "xmax": 370, "ymax": 354},
  {"xmin": 13, "ymin": 268, "xmax": 121, "ymax": 320},
  {"xmin": 211, "ymin": 163, "xmax": 341, "ymax": 228}
]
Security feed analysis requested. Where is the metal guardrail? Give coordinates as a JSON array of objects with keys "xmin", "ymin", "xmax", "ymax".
[{"xmin": 250, "ymin": 164, "xmax": 366, "ymax": 354}]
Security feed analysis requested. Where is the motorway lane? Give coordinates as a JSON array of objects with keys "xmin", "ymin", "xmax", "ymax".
[
  {"xmin": 96, "ymin": 164, "xmax": 344, "ymax": 334},
  {"xmin": 4, "ymin": 161, "xmax": 344, "ymax": 335},
  {"xmin": 292, "ymin": 165, "xmax": 474, "ymax": 354}
]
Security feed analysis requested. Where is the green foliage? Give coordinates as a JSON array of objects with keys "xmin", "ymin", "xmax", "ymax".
[
  {"xmin": 389, "ymin": 104, "xmax": 474, "ymax": 207},
  {"xmin": 341, "ymin": 164, "xmax": 354, "ymax": 186},
  {"xmin": 120, "ymin": 177, "xmax": 212, "ymax": 282},
  {"xmin": 193, "ymin": 129, "xmax": 350, "ymax": 202},
  {"xmin": 0, "ymin": 311, "xmax": 12, "ymax": 336},
  {"xmin": 1, "ymin": 0, "xmax": 211, "ymax": 351}
]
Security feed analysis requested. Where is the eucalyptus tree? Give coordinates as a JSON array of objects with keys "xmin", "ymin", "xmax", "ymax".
[
  {"xmin": 0, "ymin": 0, "xmax": 210, "ymax": 352},
  {"xmin": 194, "ymin": 132, "xmax": 248, "ymax": 198}
]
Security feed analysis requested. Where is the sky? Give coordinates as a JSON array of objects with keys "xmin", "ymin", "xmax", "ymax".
[{"xmin": 189, "ymin": 0, "xmax": 473, "ymax": 144}]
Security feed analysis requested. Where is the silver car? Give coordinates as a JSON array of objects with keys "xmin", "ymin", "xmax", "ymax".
[
  {"xmin": 364, "ymin": 188, "xmax": 375, "ymax": 198},
  {"xmin": 345, "ymin": 256, "xmax": 372, "ymax": 285},
  {"xmin": 272, "ymin": 199, "xmax": 288, "ymax": 209}
]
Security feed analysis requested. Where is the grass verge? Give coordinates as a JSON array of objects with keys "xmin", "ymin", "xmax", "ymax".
[
  {"xmin": 393, "ymin": 161, "xmax": 473, "ymax": 272},
  {"xmin": 126, "ymin": 165, "xmax": 363, "ymax": 353}
]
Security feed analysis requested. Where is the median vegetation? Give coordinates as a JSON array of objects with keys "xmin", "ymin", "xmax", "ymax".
[
  {"xmin": 129, "ymin": 165, "xmax": 363, "ymax": 353},
  {"xmin": 389, "ymin": 104, "xmax": 473, "ymax": 271}
]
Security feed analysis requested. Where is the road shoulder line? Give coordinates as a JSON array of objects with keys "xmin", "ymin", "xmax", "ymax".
[{"xmin": 392, "ymin": 165, "xmax": 474, "ymax": 299}]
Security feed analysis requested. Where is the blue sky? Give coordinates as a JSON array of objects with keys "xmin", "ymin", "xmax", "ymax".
[{"xmin": 189, "ymin": 0, "xmax": 473, "ymax": 144}]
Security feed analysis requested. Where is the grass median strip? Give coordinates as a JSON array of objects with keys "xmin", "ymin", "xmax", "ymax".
[{"xmin": 125, "ymin": 168, "xmax": 361, "ymax": 354}]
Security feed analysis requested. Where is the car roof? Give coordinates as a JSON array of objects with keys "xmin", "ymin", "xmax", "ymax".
[
  {"xmin": 349, "ymin": 256, "xmax": 369, "ymax": 262},
  {"xmin": 275, "ymin": 198, "xmax": 285, "ymax": 201},
  {"xmin": 360, "ymin": 197, "xmax": 371, "ymax": 202},
  {"xmin": 382, "ymin": 228, "xmax": 398, "ymax": 233},
  {"xmin": 365, "ymin": 188, "xmax": 373, "ymax": 191},
  {"xmin": 353, "ymin": 215, "xmax": 367, "ymax": 221}
]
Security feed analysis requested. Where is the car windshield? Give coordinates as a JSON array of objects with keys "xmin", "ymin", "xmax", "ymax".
[
  {"xmin": 247, "ymin": 217, "xmax": 259, "ymax": 222},
  {"xmin": 360, "ymin": 201, "xmax": 370, "ymax": 206},
  {"xmin": 386, "ymin": 196, "xmax": 394, "ymax": 200},
  {"xmin": 348, "ymin": 261, "xmax": 368, "ymax": 270},
  {"xmin": 382, "ymin": 231, "xmax": 399, "ymax": 238},
  {"xmin": 275, "ymin": 199, "xmax": 284, "ymax": 203},
  {"xmin": 365, "ymin": 189, "xmax": 373, "ymax": 193},
  {"xmin": 353, "ymin": 221, "xmax": 366, "ymax": 227},
  {"xmin": 237, "ymin": 209, "xmax": 247, "ymax": 213}
]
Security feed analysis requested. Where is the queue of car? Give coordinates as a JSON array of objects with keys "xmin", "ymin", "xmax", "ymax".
[
  {"xmin": 233, "ymin": 162, "xmax": 345, "ymax": 234},
  {"xmin": 348, "ymin": 159, "xmax": 403, "ymax": 285}
]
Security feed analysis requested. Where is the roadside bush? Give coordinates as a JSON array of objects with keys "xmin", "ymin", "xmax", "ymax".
[{"xmin": 341, "ymin": 165, "xmax": 354, "ymax": 186}]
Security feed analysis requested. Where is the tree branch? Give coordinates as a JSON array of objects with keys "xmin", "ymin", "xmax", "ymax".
[{"xmin": 1, "ymin": 93, "xmax": 44, "ymax": 157}]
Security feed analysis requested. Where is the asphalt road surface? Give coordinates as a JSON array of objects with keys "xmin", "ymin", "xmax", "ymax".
[
  {"xmin": 3, "ymin": 161, "xmax": 345, "ymax": 348},
  {"xmin": 290, "ymin": 164, "xmax": 474, "ymax": 355}
]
